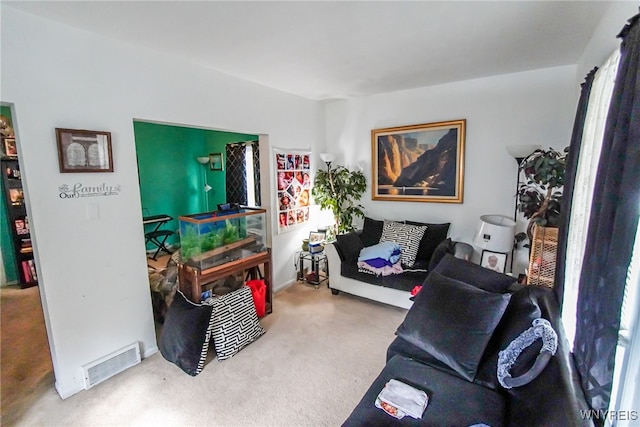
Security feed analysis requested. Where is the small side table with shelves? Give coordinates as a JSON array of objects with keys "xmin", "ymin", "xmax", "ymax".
[{"xmin": 298, "ymin": 251, "xmax": 329, "ymax": 289}]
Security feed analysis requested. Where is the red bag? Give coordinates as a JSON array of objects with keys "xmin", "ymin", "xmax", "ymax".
[{"xmin": 245, "ymin": 280, "xmax": 266, "ymax": 317}]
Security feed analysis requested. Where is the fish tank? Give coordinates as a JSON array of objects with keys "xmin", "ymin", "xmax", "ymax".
[{"xmin": 178, "ymin": 207, "xmax": 267, "ymax": 270}]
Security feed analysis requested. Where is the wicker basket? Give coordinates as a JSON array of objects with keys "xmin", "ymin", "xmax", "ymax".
[{"xmin": 527, "ymin": 224, "xmax": 558, "ymax": 288}]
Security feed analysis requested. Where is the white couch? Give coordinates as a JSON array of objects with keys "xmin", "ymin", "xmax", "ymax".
[{"xmin": 325, "ymin": 241, "xmax": 473, "ymax": 309}]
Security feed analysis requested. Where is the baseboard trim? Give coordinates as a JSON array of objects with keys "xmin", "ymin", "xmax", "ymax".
[
  {"xmin": 143, "ymin": 345, "xmax": 158, "ymax": 359},
  {"xmin": 274, "ymin": 279, "xmax": 296, "ymax": 293},
  {"xmin": 54, "ymin": 343, "xmax": 157, "ymax": 400},
  {"xmin": 146, "ymin": 245, "xmax": 175, "ymax": 255},
  {"xmin": 55, "ymin": 381, "xmax": 83, "ymax": 400},
  {"xmin": 1, "ymin": 279, "xmax": 19, "ymax": 287}
]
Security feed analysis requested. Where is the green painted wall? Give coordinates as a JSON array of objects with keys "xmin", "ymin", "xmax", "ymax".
[
  {"xmin": 1, "ymin": 105, "xmax": 18, "ymax": 282},
  {"xmin": 133, "ymin": 121, "xmax": 257, "ymax": 250},
  {"xmin": 0, "ymin": 106, "xmax": 13, "ymax": 120}
]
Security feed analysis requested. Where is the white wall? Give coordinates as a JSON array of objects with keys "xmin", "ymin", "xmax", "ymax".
[
  {"xmin": 576, "ymin": 1, "xmax": 639, "ymax": 84},
  {"xmin": 325, "ymin": 65, "xmax": 577, "ymax": 273},
  {"xmin": 2, "ymin": 6, "xmax": 322, "ymax": 398}
]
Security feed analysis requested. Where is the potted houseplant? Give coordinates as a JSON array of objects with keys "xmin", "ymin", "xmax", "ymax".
[
  {"xmin": 312, "ymin": 164, "xmax": 367, "ymax": 237},
  {"xmin": 516, "ymin": 147, "xmax": 569, "ymax": 243}
]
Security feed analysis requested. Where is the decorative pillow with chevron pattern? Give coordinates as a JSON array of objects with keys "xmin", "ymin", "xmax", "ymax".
[
  {"xmin": 379, "ymin": 220, "xmax": 428, "ymax": 268},
  {"xmin": 209, "ymin": 286, "xmax": 265, "ymax": 361}
]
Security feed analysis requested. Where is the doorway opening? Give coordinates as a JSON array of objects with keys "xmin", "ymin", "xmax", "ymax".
[
  {"xmin": 0, "ymin": 102, "xmax": 54, "ymax": 424},
  {"xmin": 133, "ymin": 119, "xmax": 268, "ymax": 329}
]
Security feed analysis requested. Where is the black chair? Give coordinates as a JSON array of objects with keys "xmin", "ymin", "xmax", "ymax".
[
  {"xmin": 143, "ymin": 214, "xmax": 175, "ymax": 260},
  {"xmin": 145, "ymin": 229, "xmax": 174, "ymax": 260}
]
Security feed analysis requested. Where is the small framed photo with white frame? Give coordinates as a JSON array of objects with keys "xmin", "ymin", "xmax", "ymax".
[
  {"xmin": 309, "ymin": 230, "xmax": 326, "ymax": 244},
  {"xmin": 209, "ymin": 152, "xmax": 223, "ymax": 171},
  {"xmin": 480, "ymin": 250, "xmax": 508, "ymax": 274},
  {"xmin": 4, "ymin": 138, "xmax": 17, "ymax": 157}
]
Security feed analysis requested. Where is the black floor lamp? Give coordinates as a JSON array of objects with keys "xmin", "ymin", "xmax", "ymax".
[{"xmin": 506, "ymin": 145, "xmax": 541, "ymax": 272}]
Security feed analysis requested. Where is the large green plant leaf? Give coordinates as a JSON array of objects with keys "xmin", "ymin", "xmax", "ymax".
[
  {"xmin": 516, "ymin": 147, "xmax": 568, "ymax": 240},
  {"xmin": 312, "ymin": 165, "xmax": 366, "ymax": 234}
]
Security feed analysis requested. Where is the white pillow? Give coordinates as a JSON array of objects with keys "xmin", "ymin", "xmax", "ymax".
[{"xmin": 380, "ymin": 220, "xmax": 427, "ymax": 267}]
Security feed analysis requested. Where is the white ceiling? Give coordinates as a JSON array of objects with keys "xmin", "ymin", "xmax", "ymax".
[{"xmin": 6, "ymin": 1, "xmax": 614, "ymax": 100}]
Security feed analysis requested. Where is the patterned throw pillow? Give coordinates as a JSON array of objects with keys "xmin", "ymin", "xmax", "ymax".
[
  {"xmin": 209, "ymin": 286, "xmax": 266, "ymax": 361},
  {"xmin": 379, "ymin": 220, "xmax": 427, "ymax": 267}
]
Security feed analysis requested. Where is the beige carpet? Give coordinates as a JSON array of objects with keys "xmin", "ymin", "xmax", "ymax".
[
  {"xmin": 1, "ymin": 285, "xmax": 54, "ymax": 427},
  {"xmin": 9, "ymin": 282, "xmax": 407, "ymax": 426}
]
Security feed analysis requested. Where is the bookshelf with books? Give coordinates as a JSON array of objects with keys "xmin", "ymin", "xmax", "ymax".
[{"xmin": 1, "ymin": 155, "xmax": 37, "ymax": 287}]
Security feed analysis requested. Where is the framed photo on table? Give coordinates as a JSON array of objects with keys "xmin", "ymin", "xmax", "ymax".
[
  {"xmin": 371, "ymin": 119, "xmax": 465, "ymax": 203},
  {"xmin": 56, "ymin": 128, "xmax": 113, "ymax": 173},
  {"xmin": 309, "ymin": 230, "xmax": 326, "ymax": 243},
  {"xmin": 480, "ymin": 250, "xmax": 508, "ymax": 274}
]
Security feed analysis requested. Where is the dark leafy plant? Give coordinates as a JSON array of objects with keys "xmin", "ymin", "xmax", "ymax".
[
  {"xmin": 312, "ymin": 165, "xmax": 367, "ymax": 235},
  {"xmin": 517, "ymin": 147, "xmax": 568, "ymax": 241}
]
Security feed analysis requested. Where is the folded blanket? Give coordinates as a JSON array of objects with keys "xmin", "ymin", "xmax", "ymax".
[
  {"xmin": 358, "ymin": 260, "xmax": 403, "ymax": 276},
  {"xmin": 358, "ymin": 241, "xmax": 402, "ymax": 265},
  {"xmin": 361, "ymin": 257, "xmax": 394, "ymax": 268},
  {"xmin": 375, "ymin": 379, "xmax": 429, "ymax": 419}
]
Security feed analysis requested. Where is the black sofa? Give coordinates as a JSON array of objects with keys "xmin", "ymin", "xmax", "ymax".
[
  {"xmin": 342, "ymin": 254, "xmax": 593, "ymax": 426},
  {"xmin": 326, "ymin": 217, "xmax": 473, "ymax": 309}
]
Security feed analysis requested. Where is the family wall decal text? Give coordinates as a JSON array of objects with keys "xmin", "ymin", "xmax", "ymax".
[{"xmin": 58, "ymin": 183, "xmax": 121, "ymax": 199}]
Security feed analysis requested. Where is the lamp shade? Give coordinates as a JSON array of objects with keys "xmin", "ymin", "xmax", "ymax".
[
  {"xmin": 319, "ymin": 153, "xmax": 335, "ymax": 163},
  {"xmin": 506, "ymin": 145, "xmax": 542, "ymax": 163},
  {"xmin": 473, "ymin": 215, "xmax": 516, "ymax": 253},
  {"xmin": 196, "ymin": 156, "xmax": 209, "ymax": 165}
]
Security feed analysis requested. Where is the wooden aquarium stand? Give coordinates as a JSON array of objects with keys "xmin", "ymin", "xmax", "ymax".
[{"xmin": 178, "ymin": 248, "xmax": 273, "ymax": 315}]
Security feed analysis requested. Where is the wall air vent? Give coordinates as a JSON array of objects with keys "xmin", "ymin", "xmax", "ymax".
[{"xmin": 81, "ymin": 343, "xmax": 141, "ymax": 390}]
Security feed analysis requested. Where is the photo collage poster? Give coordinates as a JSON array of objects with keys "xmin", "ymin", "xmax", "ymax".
[{"xmin": 275, "ymin": 149, "xmax": 311, "ymax": 233}]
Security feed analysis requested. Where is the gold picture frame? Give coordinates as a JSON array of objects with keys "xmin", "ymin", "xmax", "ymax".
[{"xmin": 371, "ymin": 119, "xmax": 465, "ymax": 203}]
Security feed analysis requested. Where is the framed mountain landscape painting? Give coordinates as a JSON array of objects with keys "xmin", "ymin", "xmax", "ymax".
[{"xmin": 371, "ymin": 119, "xmax": 466, "ymax": 203}]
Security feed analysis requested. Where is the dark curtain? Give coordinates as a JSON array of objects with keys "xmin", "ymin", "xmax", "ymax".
[
  {"xmin": 573, "ymin": 12, "xmax": 640, "ymax": 414},
  {"xmin": 226, "ymin": 143, "xmax": 247, "ymax": 205},
  {"xmin": 554, "ymin": 67, "xmax": 598, "ymax": 306},
  {"xmin": 251, "ymin": 141, "xmax": 261, "ymax": 206}
]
